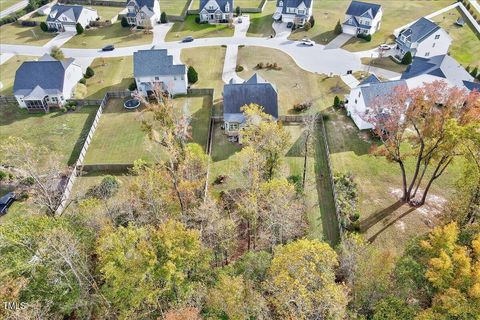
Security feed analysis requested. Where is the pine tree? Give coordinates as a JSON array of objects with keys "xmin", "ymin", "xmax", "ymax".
[
  {"xmin": 187, "ymin": 66, "xmax": 198, "ymax": 84},
  {"xmin": 401, "ymin": 51, "xmax": 412, "ymax": 65}
]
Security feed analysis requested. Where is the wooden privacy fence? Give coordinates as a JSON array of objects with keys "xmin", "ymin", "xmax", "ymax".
[
  {"xmin": 55, "ymin": 90, "xmax": 130, "ymax": 214},
  {"xmin": 0, "ymin": 96, "xmax": 17, "ymax": 106}
]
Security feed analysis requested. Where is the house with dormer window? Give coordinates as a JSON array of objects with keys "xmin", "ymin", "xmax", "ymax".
[
  {"xmin": 394, "ymin": 17, "xmax": 451, "ymax": 59},
  {"xmin": 342, "ymin": 1, "xmax": 382, "ymax": 36},
  {"xmin": 46, "ymin": 4, "xmax": 98, "ymax": 32},
  {"xmin": 273, "ymin": 0, "xmax": 313, "ymax": 26},
  {"xmin": 125, "ymin": 0, "xmax": 160, "ymax": 28},
  {"xmin": 199, "ymin": 0, "xmax": 233, "ymax": 23}
]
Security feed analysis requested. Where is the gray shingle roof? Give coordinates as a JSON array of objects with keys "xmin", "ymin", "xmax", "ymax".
[
  {"xmin": 200, "ymin": 0, "xmax": 233, "ymax": 13},
  {"xmin": 13, "ymin": 56, "xmax": 74, "ymax": 97},
  {"xmin": 133, "ymin": 49, "xmax": 186, "ymax": 78},
  {"xmin": 359, "ymin": 74, "xmax": 380, "ymax": 85},
  {"xmin": 128, "ymin": 0, "xmax": 155, "ymax": 9},
  {"xmin": 463, "ymin": 81, "xmax": 480, "ymax": 92},
  {"xmin": 345, "ymin": 1, "xmax": 381, "ymax": 18},
  {"xmin": 223, "ymin": 74, "xmax": 278, "ymax": 123},
  {"xmin": 46, "ymin": 4, "xmax": 87, "ymax": 23},
  {"xmin": 276, "ymin": 0, "xmax": 313, "ymax": 14},
  {"xmin": 397, "ymin": 18, "xmax": 439, "ymax": 45},
  {"xmin": 360, "ymin": 80, "xmax": 407, "ymax": 108}
]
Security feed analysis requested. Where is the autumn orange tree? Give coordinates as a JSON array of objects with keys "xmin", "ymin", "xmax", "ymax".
[{"xmin": 367, "ymin": 81, "xmax": 480, "ymax": 205}]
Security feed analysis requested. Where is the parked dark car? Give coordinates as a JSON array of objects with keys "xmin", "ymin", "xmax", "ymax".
[
  {"xmin": 102, "ymin": 45, "xmax": 115, "ymax": 51},
  {"xmin": 182, "ymin": 36, "xmax": 194, "ymax": 43},
  {"xmin": 286, "ymin": 22, "xmax": 294, "ymax": 28},
  {"xmin": 0, "ymin": 192, "xmax": 15, "ymax": 215}
]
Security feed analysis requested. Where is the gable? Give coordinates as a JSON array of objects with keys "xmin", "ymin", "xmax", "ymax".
[{"xmin": 345, "ymin": 1, "xmax": 381, "ymax": 18}]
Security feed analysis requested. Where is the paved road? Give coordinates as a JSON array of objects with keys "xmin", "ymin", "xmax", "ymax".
[{"xmin": 0, "ymin": 0, "xmax": 27, "ymax": 18}]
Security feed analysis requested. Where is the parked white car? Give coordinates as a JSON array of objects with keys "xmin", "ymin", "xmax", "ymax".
[
  {"xmin": 301, "ymin": 38, "xmax": 314, "ymax": 46},
  {"xmin": 378, "ymin": 44, "xmax": 391, "ymax": 51}
]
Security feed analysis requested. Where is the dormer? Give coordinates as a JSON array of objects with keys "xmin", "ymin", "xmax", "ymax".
[
  {"xmin": 278, "ymin": 0, "xmax": 283, "ymax": 7},
  {"xmin": 225, "ymin": 2, "xmax": 229, "ymax": 12}
]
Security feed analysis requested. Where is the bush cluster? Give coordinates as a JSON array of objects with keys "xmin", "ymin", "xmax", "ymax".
[
  {"xmin": 255, "ymin": 62, "xmax": 282, "ymax": 70},
  {"xmin": 293, "ymin": 101, "xmax": 312, "ymax": 112},
  {"xmin": 357, "ymin": 33, "xmax": 371, "ymax": 42},
  {"xmin": 235, "ymin": 65, "xmax": 244, "ymax": 72},
  {"xmin": 86, "ymin": 176, "xmax": 120, "ymax": 199}
]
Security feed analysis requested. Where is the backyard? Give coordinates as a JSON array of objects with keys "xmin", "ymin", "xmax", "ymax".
[
  {"xmin": 0, "ymin": 0, "xmax": 20, "ymax": 10},
  {"xmin": 324, "ymin": 108, "xmax": 464, "ymax": 254},
  {"xmin": 246, "ymin": 0, "xmax": 275, "ymax": 37},
  {"xmin": 161, "ymin": 0, "xmax": 191, "ymax": 16},
  {"xmin": 0, "ymin": 104, "xmax": 98, "ymax": 166},
  {"xmin": 237, "ymin": 46, "xmax": 349, "ymax": 115},
  {"xmin": 287, "ymin": 0, "xmax": 453, "ymax": 48},
  {"xmin": 83, "ymin": 95, "xmax": 211, "ymax": 164},
  {"xmin": 0, "ymin": 23, "xmax": 55, "ymax": 46},
  {"xmin": 63, "ymin": 22, "xmax": 152, "ymax": 49},
  {"xmin": 81, "ymin": 56, "xmax": 134, "ymax": 99},
  {"xmin": 432, "ymin": 7, "xmax": 480, "ymax": 67},
  {"xmin": 361, "ymin": 56, "xmax": 408, "ymax": 73},
  {"xmin": 191, "ymin": 0, "xmax": 263, "ymax": 10},
  {"xmin": 165, "ymin": 15, "xmax": 234, "ymax": 42},
  {"xmin": 0, "ymin": 55, "xmax": 36, "ymax": 95}
]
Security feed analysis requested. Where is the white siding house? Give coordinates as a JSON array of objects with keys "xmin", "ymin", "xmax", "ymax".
[
  {"xmin": 342, "ymin": 1, "xmax": 383, "ymax": 36},
  {"xmin": 199, "ymin": 0, "xmax": 233, "ymax": 23},
  {"xmin": 46, "ymin": 4, "xmax": 98, "ymax": 32},
  {"xmin": 394, "ymin": 18, "xmax": 452, "ymax": 59},
  {"xmin": 133, "ymin": 49, "xmax": 187, "ymax": 97},
  {"xmin": 126, "ymin": 0, "xmax": 160, "ymax": 28},
  {"xmin": 273, "ymin": 0, "xmax": 313, "ymax": 26},
  {"xmin": 13, "ymin": 55, "xmax": 83, "ymax": 111}
]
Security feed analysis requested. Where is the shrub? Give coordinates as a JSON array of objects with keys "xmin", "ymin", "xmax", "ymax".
[
  {"xmin": 401, "ymin": 51, "xmax": 412, "ymax": 65},
  {"xmin": 128, "ymin": 81, "xmax": 137, "ymax": 91},
  {"xmin": 75, "ymin": 22, "xmax": 84, "ymax": 34},
  {"xmin": 333, "ymin": 172, "xmax": 360, "ymax": 232},
  {"xmin": 334, "ymin": 20, "xmax": 342, "ymax": 35},
  {"xmin": 466, "ymin": 65, "xmax": 471, "ymax": 73},
  {"xmin": 304, "ymin": 21, "xmax": 311, "ymax": 31},
  {"xmin": 22, "ymin": 176, "xmax": 35, "ymax": 186},
  {"xmin": 39, "ymin": 21, "xmax": 48, "ymax": 31},
  {"xmin": 187, "ymin": 66, "xmax": 198, "ymax": 84},
  {"xmin": 85, "ymin": 67, "xmax": 95, "ymax": 78},
  {"xmin": 121, "ymin": 16, "xmax": 129, "ymax": 27},
  {"xmin": 86, "ymin": 175, "xmax": 120, "ymax": 199},
  {"xmin": 235, "ymin": 65, "xmax": 244, "ymax": 72},
  {"xmin": 333, "ymin": 95, "xmax": 340, "ymax": 107},
  {"xmin": 0, "ymin": 170, "xmax": 7, "ymax": 181},
  {"xmin": 256, "ymin": 62, "xmax": 264, "ymax": 69},
  {"xmin": 213, "ymin": 175, "xmax": 228, "ymax": 185},
  {"xmin": 357, "ymin": 33, "xmax": 371, "ymax": 41},
  {"xmin": 195, "ymin": 16, "xmax": 201, "ymax": 24},
  {"xmin": 309, "ymin": 15, "xmax": 315, "ymax": 28},
  {"xmin": 160, "ymin": 11, "xmax": 168, "ymax": 23},
  {"xmin": 50, "ymin": 46, "xmax": 64, "ymax": 60},
  {"xmin": 470, "ymin": 67, "xmax": 478, "ymax": 78},
  {"xmin": 477, "ymin": 73, "xmax": 480, "ymax": 81},
  {"xmin": 287, "ymin": 174, "xmax": 303, "ymax": 194},
  {"xmin": 79, "ymin": 78, "xmax": 86, "ymax": 85},
  {"xmin": 293, "ymin": 101, "xmax": 312, "ymax": 112},
  {"xmin": 60, "ymin": 106, "xmax": 67, "ymax": 112},
  {"xmin": 236, "ymin": 6, "xmax": 241, "ymax": 16},
  {"xmin": 66, "ymin": 104, "xmax": 76, "ymax": 111}
]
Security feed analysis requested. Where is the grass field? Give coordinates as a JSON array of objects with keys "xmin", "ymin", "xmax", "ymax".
[
  {"xmin": 432, "ymin": 7, "xmax": 480, "ymax": 67},
  {"xmin": 237, "ymin": 46, "xmax": 349, "ymax": 115},
  {"xmin": 165, "ymin": 15, "xmax": 234, "ymax": 42},
  {"xmin": 0, "ymin": 23, "xmax": 55, "ymax": 46},
  {"xmin": 82, "ymin": 56, "xmax": 133, "ymax": 99},
  {"xmin": 0, "ymin": 55, "xmax": 36, "ymax": 95},
  {"xmin": 0, "ymin": 104, "xmax": 98, "ymax": 166},
  {"xmin": 161, "ymin": 0, "xmax": 191, "ymax": 16},
  {"xmin": 90, "ymin": 5, "xmax": 123, "ymax": 20},
  {"xmin": 287, "ymin": 0, "xmax": 452, "ymax": 48},
  {"xmin": 63, "ymin": 22, "xmax": 152, "ymax": 49},
  {"xmin": 0, "ymin": 0, "xmax": 19, "ymax": 10},
  {"xmin": 246, "ymin": 0, "xmax": 276, "ymax": 37},
  {"xmin": 181, "ymin": 46, "xmax": 226, "ymax": 113},
  {"xmin": 361, "ymin": 56, "xmax": 408, "ymax": 73},
  {"xmin": 83, "ymin": 96, "xmax": 211, "ymax": 164},
  {"xmin": 209, "ymin": 122, "xmax": 324, "ymax": 240},
  {"xmin": 324, "ymin": 108, "xmax": 464, "ymax": 254}
]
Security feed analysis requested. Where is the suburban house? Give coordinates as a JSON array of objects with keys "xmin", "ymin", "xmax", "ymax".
[
  {"xmin": 13, "ymin": 55, "xmax": 83, "ymax": 111},
  {"xmin": 345, "ymin": 75, "xmax": 407, "ymax": 130},
  {"xmin": 345, "ymin": 54, "xmax": 477, "ymax": 130},
  {"xmin": 273, "ymin": 0, "xmax": 313, "ymax": 26},
  {"xmin": 46, "ymin": 4, "xmax": 98, "ymax": 32},
  {"xmin": 394, "ymin": 17, "xmax": 452, "ymax": 59},
  {"xmin": 342, "ymin": 1, "xmax": 383, "ymax": 36},
  {"xmin": 223, "ymin": 74, "xmax": 278, "ymax": 142},
  {"xmin": 199, "ymin": 0, "xmax": 233, "ymax": 24},
  {"xmin": 133, "ymin": 49, "xmax": 187, "ymax": 97},
  {"xmin": 125, "ymin": 0, "xmax": 160, "ymax": 28},
  {"xmin": 401, "ymin": 54, "xmax": 478, "ymax": 90}
]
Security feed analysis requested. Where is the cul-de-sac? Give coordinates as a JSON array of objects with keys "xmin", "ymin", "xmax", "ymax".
[{"xmin": 0, "ymin": 0, "xmax": 480, "ymax": 318}]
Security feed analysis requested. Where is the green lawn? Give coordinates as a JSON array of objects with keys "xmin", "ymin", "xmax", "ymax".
[
  {"xmin": 0, "ymin": 104, "xmax": 98, "ymax": 166},
  {"xmin": 432, "ymin": 7, "xmax": 480, "ymax": 67},
  {"xmin": 83, "ymin": 96, "xmax": 211, "ymax": 164},
  {"xmin": 181, "ymin": 46, "xmax": 226, "ymax": 113},
  {"xmin": 237, "ymin": 46, "xmax": 349, "ymax": 115},
  {"xmin": 0, "ymin": 55, "xmax": 36, "ymax": 95},
  {"xmin": 246, "ymin": 0, "xmax": 275, "ymax": 37},
  {"xmin": 287, "ymin": 0, "xmax": 453, "ymax": 48},
  {"xmin": 161, "ymin": 0, "xmax": 191, "ymax": 16},
  {"xmin": 0, "ymin": 23, "xmax": 55, "ymax": 46},
  {"xmin": 89, "ymin": 5, "xmax": 123, "ymax": 20},
  {"xmin": 69, "ymin": 171, "xmax": 134, "ymax": 200},
  {"xmin": 361, "ymin": 56, "xmax": 408, "ymax": 73},
  {"xmin": 324, "ymin": 108, "xmax": 464, "ymax": 254},
  {"xmin": 209, "ymin": 122, "xmax": 323, "ymax": 240},
  {"xmin": 82, "ymin": 56, "xmax": 133, "ymax": 99},
  {"xmin": 0, "ymin": 0, "xmax": 20, "ymax": 11},
  {"xmin": 63, "ymin": 22, "xmax": 152, "ymax": 49},
  {"xmin": 165, "ymin": 15, "xmax": 234, "ymax": 41}
]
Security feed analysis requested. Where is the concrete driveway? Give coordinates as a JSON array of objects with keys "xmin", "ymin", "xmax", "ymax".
[
  {"xmin": 234, "ymin": 15, "xmax": 250, "ymax": 38},
  {"xmin": 324, "ymin": 33, "xmax": 352, "ymax": 50},
  {"xmin": 272, "ymin": 21, "xmax": 291, "ymax": 39},
  {"xmin": 222, "ymin": 45, "xmax": 243, "ymax": 84},
  {"xmin": 152, "ymin": 23, "xmax": 174, "ymax": 44},
  {"xmin": 43, "ymin": 31, "xmax": 76, "ymax": 49}
]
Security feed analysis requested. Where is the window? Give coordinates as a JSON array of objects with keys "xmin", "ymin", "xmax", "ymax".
[
  {"xmin": 355, "ymin": 99, "xmax": 358, "ymax": 104},
  {"xmin": 298, "ymin": 9, "xmax": 304, "ymax": 14},
  {"xmin": 25, "ymin": 100, "xmax": 45, "ymax": 110},
  {"xmin": 155, "ymin": 76, "xmax": 159, "ymax": 80},
  {"xmin": 229, "ymin": 123, "xmax": 239, "ymax": 131},
  {"xmin": 51, "ymin": 96, "xmax": 58, "ymax": 102},
  {"xmin": 181, "ymin": 75, "xmax": 184, "ymax": 80},
  {"xmin": 425, "ymin": 52, "xmax": 430, "ymax": 57},
  {"xmin": 432, "ymin": 42, "xmax": 436, "ymax": 48},
  {"xmin": 435, "ymin": 34, "xmax": 440, "ymax": 39}
]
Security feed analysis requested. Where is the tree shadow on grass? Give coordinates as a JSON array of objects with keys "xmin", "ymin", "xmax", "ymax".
[
  {"xmin": 285, "ymin": 128, "xmax": 306, "ymax": 157},
  {"xmin": 360, "ymin": 200, "xmax": 404, "ymax": 232},
  {"xmin": 368, "ymin": 206, "xmax": 416, "ymax": 243}
]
